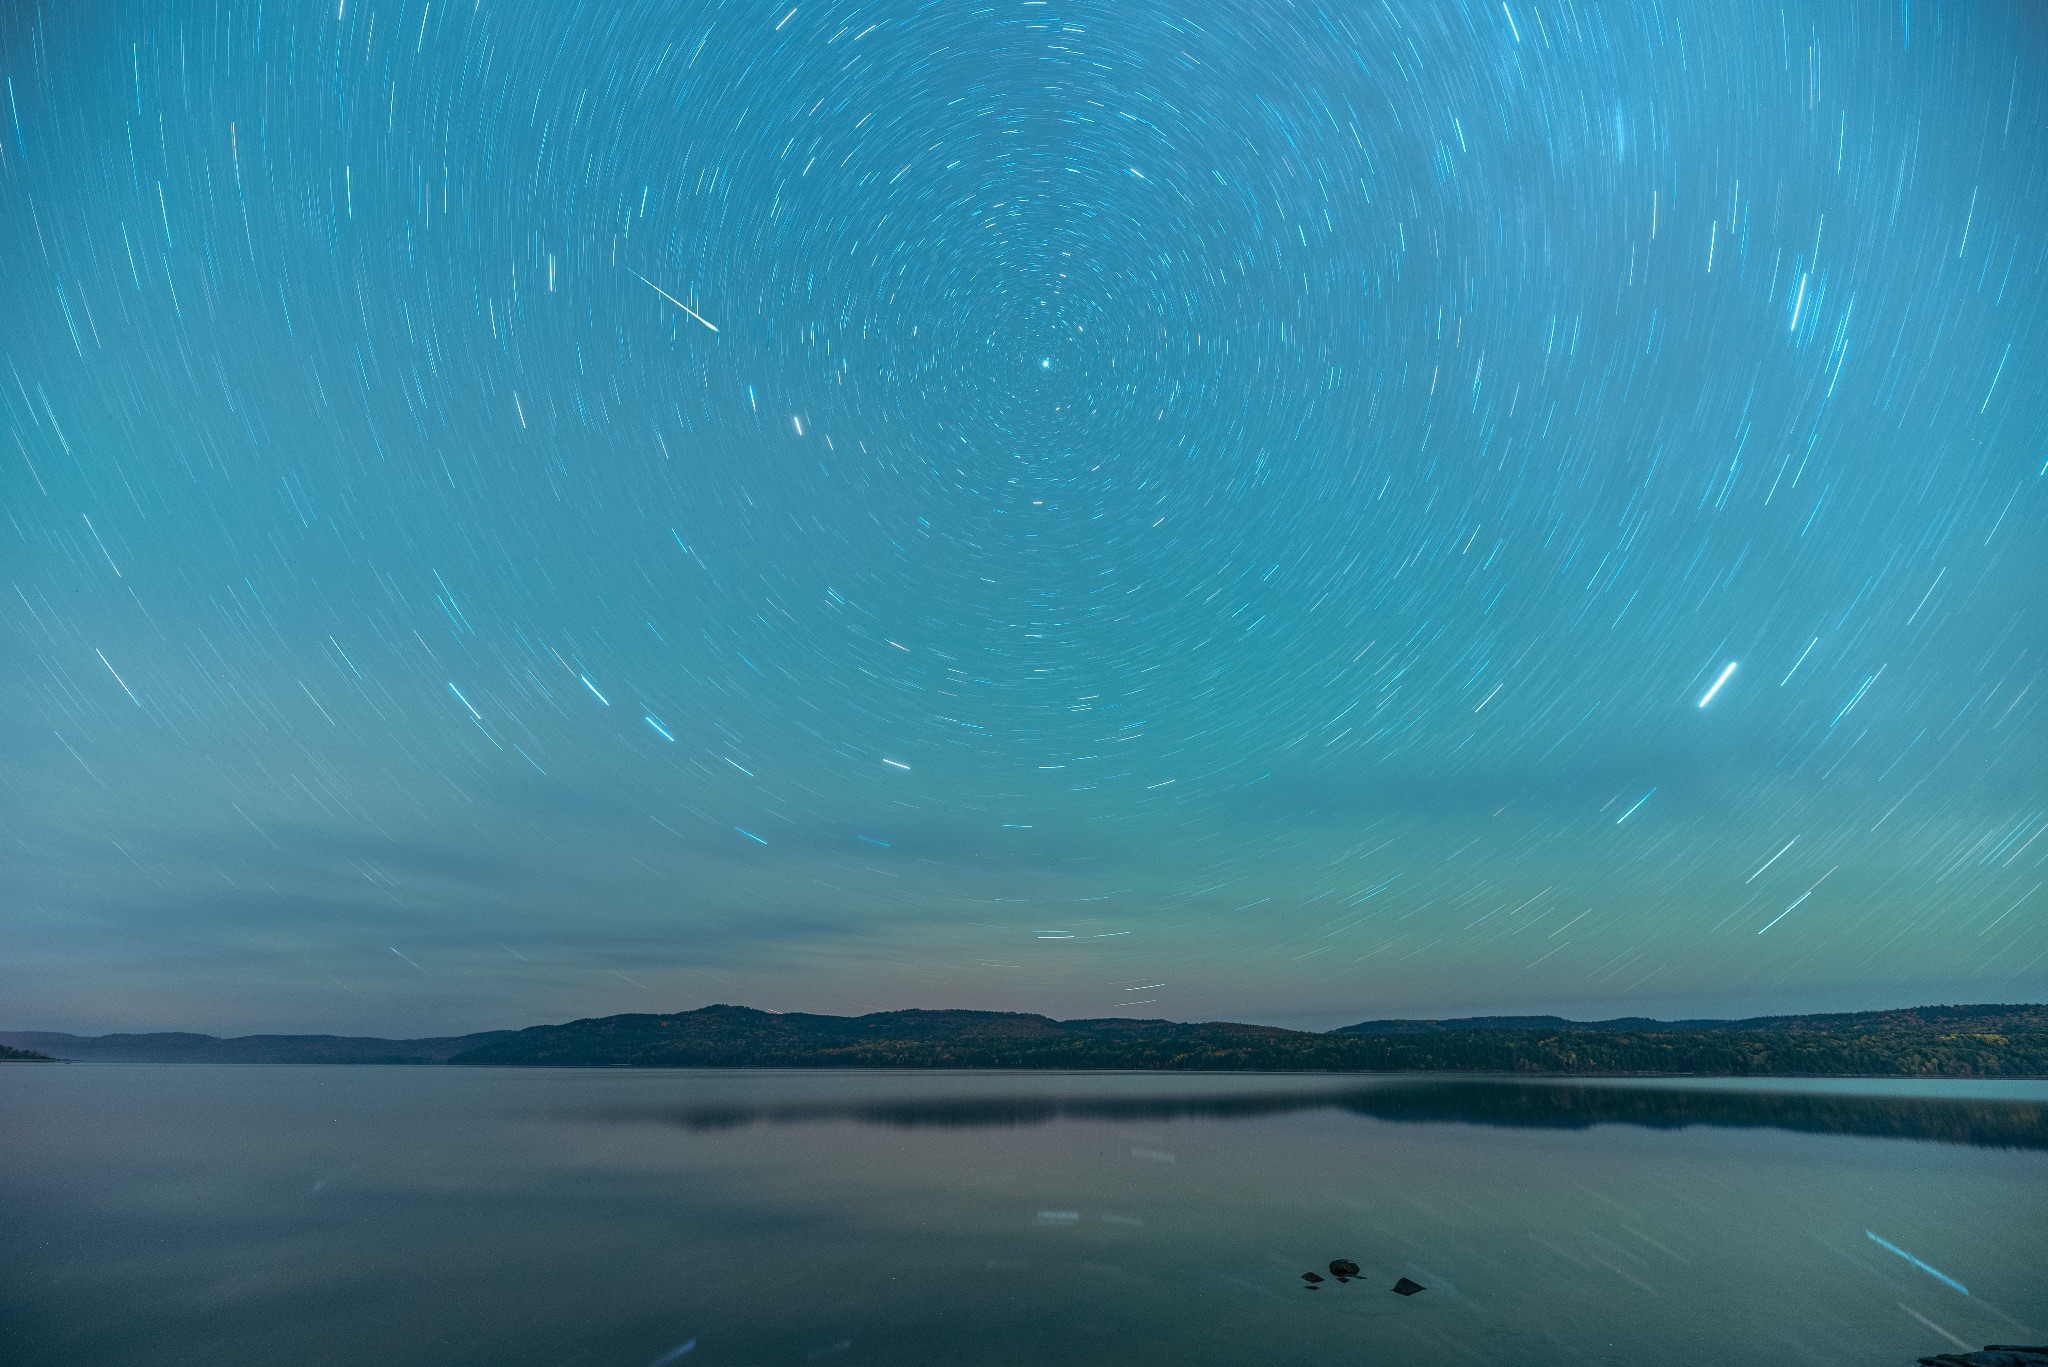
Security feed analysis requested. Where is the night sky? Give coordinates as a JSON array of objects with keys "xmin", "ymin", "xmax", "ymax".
[{"xmin": 3, "ymin": 0, "xmax": 2043, "ymax": 1037}]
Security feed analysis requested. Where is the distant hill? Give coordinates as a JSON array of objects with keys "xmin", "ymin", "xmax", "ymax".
[
  {"xmin": 450, "ymin": 1005, "xmax": 1319, "ymax": 1070},
  {"xmin": 9, "ymin": 1003, "xmax": 2043, "ymax": 1075},
  {"xmin": 0, "ymin": 1029, "xmax": 514, "ymax": 1064},
  {"xmin": 1335, "ymin": 1004, "xmax": 2027, "ymax": 1035},
  {"xmin": 446, "ymin": 1002, "xmax": 2048, "ymax": 1076},
  {"xmin": 1337, "ymin": 1014, "xmax": 1730, "ymax": 1033}
]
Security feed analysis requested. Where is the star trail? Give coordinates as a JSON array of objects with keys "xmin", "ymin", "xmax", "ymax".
[{"xmin": 2, "ymin": 0, "xmax": 2042, "ymax": 1035}]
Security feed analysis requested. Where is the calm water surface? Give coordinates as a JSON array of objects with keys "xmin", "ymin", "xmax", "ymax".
[{"xmin": 3, "ymin": 1067, "xmax": 2042, "ymax": 1366}]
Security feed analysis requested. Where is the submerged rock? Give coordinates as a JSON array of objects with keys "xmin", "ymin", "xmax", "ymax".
[
  {"xmin": 1392, "ymin": 1277, "xmax": 1426, "ymax": 1296},
  {"xmin": 1917, "ymin": 1350, "xmax": 2048, "ymax": 1367}
]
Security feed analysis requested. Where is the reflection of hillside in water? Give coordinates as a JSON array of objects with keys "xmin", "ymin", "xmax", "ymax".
[{"xmin": 593, "ymin": 1083, "xmax": 2047, "ymax": 1150}]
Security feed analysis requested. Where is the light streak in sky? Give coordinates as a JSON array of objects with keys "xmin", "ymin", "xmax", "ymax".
[
  {"xmin": 1758, "ymin": 866, "xmax": 1838, "ymax": 933},
  {"xmin": 1980, "ymin": 341, "xmax": 2011, "ymax": 414},
  {"xmin": 9, "ymin": 0, "xmax": 2042, "ymax": 1036},
  {"xmin": 1865, "ymin": 1231, "xmax": 1969, "ymax": 1295},
  {"xmin": 81, "ymin": 514, "xmax": 122, "ymax": 577},
  {"xmin": 1977, "ymin": 883, "xmax": 2039, "ymax": 936},
  {"xmin": 96, "ymin": 649, "xmax": 141, "ymax": 705},
  {"xmin": 1780, "ymin": 638, "xmax": 1819, "ymax": 684},
  {"xmin": 1745, "ymin": 836, "xmax": 1798, "ymax": 882},
  {"xmin": 623, "ymin": 266, "xmax": 719, "ymax": 331},
  {"xmin": 1697, "ymin": 661, "xmax": 1738, "ymax": 707},
  {"xmin": 1830, "ymin": 665, "xmax": 1885, "ymax": 726},
  {"xmin": 1897, "ymin": 1306, "xmax": 1971, "ymax": 1353},
  {"xmin": 446, "ymin": 682, "xmax": 483, "ymax": 721},
  {"xmin": 446, "ymin": 682, "xmax": 503, "ymax": 749}
]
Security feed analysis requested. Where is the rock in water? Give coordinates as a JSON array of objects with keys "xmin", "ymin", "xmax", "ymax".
[
  {"xmin": 1328, "ymin": 1259, "xmax": 1360, "ymax": 1280},
  {"xmin": 1392, "ymin": 1277, "xmax": 1426, "ymax": 1296},
  {"xmin": 1917, "ymin": 1350, "xmax": 2048, "ymax": 1367},
  {"xmin": 1301, "ymin": 1272, "xmax": 1324, "ymax": 1284}
]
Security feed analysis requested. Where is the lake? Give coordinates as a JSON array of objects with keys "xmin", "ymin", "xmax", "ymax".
[{"xmin": 2, "ymin": 1067, "xmax": 2042, "ymax": 1366}]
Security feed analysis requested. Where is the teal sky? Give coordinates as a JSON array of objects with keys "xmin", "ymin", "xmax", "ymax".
[{"xmin": 3, "ymin": 0, "xmax": 2043, "ymax": 1036}]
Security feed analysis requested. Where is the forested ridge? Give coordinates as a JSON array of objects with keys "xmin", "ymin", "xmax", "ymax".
[
  {"xmin": 15, "ymin": 1004, "xmax": 2039, "ymax": 1073},
  {"xmin": 447, "ymin": 1002, "xmax": 2048, "ymax": 1075}
]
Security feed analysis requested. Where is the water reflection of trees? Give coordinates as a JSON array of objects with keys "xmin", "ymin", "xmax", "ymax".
[{"xmin": 593, "ymin": 1082, "xmax": 2046, "ymax": 1149}]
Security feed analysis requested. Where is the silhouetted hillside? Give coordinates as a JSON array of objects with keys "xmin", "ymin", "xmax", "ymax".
[
  {"xmin": 1337, "ymin": 1003, "xmax": 2040, "ymax": 1035},
  {"xmin": 0, "ymin": 1029, "xmax": 514, "ymax": 1064},
  {"xmin": 11, "ymin": 1004, "xmax": 2042, "ymax": 1074},
  {"xmin": 448, "ymin": 1002, "xmax": 2048, "ymax": 1075},
  {"xmin": 1338, "ymin": 1014, "xmax": 1729, "ymax": 1033}
]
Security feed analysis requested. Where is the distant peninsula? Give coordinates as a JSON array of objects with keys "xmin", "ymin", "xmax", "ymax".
[{"xmin": 7, "ymin": 1002, "xmax": 2044, "ymax": 1076}]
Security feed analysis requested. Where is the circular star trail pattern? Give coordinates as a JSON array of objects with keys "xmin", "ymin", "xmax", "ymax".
[{"xmin": 2, "ymin": 0, "xmax": 2043, "ymax": 1033}]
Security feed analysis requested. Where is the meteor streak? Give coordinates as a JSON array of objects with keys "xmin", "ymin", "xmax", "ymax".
[
  {"xmin": 1865, "ymin": 1231, "xmax": 1969, "ymax": 1295},
  {"xmin": 624, "ymin": 266, "xmax": 719, "ymax": 332},
  {"xmin": 1697, "ymin": 661, "xmax": 1738, "ymax": 707},
  {"xmin": 1758, "ymin": 867, "xmax": 1838, "ymax": 933},
  {"xmin": 446, "ymin": 682, "xmax": 483, "ymax": 721},
  {"xmin": 97, "ymin": 649, "xmax": 141, "ymax": 705},
  {"xmin": 1745, "ymin": 836, "xmax": 1798, "ymax": 882}
]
